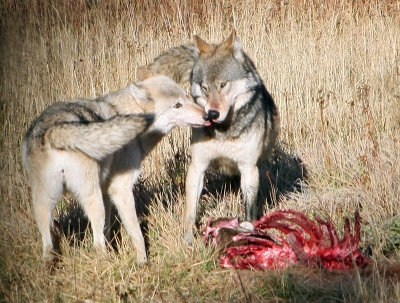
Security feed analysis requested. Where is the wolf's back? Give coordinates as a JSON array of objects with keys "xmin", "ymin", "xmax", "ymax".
[
  {"xmin": 45, "ymin": 114, "xmax": 153, "ymax": 160},
  {"xmin": 148, "ymin": 45, "xmax": 198, "ymax": 83}
]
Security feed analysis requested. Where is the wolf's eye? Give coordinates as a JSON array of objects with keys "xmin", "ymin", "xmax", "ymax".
[
  {"xmin": 174, "ymin": 103, "xmax": 182, "ymax": 109},
  {"xmin": 201, "ymin": 83, "xmax": 208, "ymax": 92},
  {"xmin": 220, "ymin": 82, "xmax": 227, "ymax": 89}
]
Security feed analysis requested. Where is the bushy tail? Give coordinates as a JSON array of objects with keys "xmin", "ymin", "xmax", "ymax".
[
  {"xmin": 45, "ymin": 114, "xmax": 153, "ymax": 160},
  {"xmin": 148, "ymin": 44, "xmax": 198, "ymax": 83}
]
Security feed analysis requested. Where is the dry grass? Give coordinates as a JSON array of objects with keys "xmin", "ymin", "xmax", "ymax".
[{"xmin": 1, "ymin": 0, "xmax": 400, "ymax": 301}]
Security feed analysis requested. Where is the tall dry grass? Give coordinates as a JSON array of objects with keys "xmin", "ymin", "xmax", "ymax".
[{"xmin": 1, "ymin": 0, "xmax": 400, "ymax": 301}]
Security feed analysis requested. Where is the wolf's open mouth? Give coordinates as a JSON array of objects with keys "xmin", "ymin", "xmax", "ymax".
[
  {"xmin": 191, "ymin": 121, "xmax": 211, "ymax": 127},
  {"xmin": 203, "ymin": 120, "xmax": 220, "ymax": 127}
]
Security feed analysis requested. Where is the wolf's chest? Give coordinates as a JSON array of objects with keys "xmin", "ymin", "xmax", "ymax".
[{"xmin": 193, "ymin": 132, "xmax": 263, "ymax": 165}]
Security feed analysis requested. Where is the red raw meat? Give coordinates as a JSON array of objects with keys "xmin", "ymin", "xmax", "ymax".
[{"xmin": 202, "ymin": 209, "xmax": 372, "ymax": 270}]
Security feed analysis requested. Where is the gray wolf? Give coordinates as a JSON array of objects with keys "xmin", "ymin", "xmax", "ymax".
[
  {"xmin": 22, "ymin": 68, "xmax": 207, "ymax": 265},
  {"xmin": 149, "ymin": 31, "xmax": 280, "ymax": 242}
]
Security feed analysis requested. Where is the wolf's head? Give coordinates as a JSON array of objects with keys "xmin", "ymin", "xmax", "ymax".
[
  {"xmin": 190, "ymin": 30, "xmax": 261, "ymax": 125},
  {"xmin": 131, "ymin": 67, "xmax": 208, "ymax": 134}
]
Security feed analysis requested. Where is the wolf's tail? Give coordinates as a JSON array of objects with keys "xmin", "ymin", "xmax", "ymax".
[
  {"xmin": 148, "ymin": 44, "xmax": 198, "ymax": 83},
  {"xmin": 45, "ymin": 114, "xmax": 153, "ymax": 160}
]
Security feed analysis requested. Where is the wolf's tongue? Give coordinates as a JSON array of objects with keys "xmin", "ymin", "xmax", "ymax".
[{"xmin": 204, "ymin": 121, "xmax": 212, "ymax": 127}]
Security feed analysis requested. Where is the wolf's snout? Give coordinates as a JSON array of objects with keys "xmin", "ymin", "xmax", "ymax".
[{"xmin": 206, "ymin": 110, "xmax": 220, "ymax": 121}]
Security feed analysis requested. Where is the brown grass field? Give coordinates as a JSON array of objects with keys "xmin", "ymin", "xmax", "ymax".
[{"xmin": 1, "ymin": 0, "xmax": 400, "ymax": 301}]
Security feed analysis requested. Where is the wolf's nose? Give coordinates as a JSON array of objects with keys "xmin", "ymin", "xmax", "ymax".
[{"xmin": 207, "ymin": 110, "xmax": 220, "ymax": 120}]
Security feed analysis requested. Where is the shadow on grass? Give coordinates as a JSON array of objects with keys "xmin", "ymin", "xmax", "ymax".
[
  {"xmin": 51, "ymin": 143, "xmax": 307, "ymax": 255},
  {"xmin": 259, "ymin": 145, "xmax": 307, "ymax": 208}
]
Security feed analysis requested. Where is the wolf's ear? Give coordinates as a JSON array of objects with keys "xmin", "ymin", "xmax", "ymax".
[
  {"xmin": 194, "ymin": 35, "xmax": 214, "ymax": 54},
  {"xmin": 137, "ymin": 66, "xmax": 154, "ymax": 81},
  {"xmin": 221, "ymin": 30, "xmax": 236, "ymax": 50},
  {"xmin": 129, "ymin": 83, "xmax": 149, "ymax": 102},
  {"xmin": 224, "ymin": 30, "xmax": 244, "ymax": 62}
]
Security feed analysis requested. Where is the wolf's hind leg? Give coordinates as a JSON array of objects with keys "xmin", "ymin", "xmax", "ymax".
[{"xmin": 32, "ymin": 181, "xmax": 62, "ymax": 263}]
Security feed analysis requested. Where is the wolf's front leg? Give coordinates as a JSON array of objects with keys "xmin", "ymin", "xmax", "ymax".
[
  {"xmin": 238, "ymin": 164, "xmax": 260, "ymax": 221},
  {"xmin": 184, "ymin": 158, "xmax": 209, "ymax": 244},
  {"xmin": 108, "ymin": 168, "xmax": 147, "ymax": 265}
]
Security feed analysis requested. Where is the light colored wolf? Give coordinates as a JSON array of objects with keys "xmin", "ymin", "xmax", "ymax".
[
  {"xmin": 149, "ymin": 31, "xmax": 280, "ymax": 242},
  {"xmin": 22, "ymin": 68, "xmax": 207, "ymax": 265}
]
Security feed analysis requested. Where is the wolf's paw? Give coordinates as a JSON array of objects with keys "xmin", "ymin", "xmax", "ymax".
[
  {"xmin": 44, "ymin": 250, "xmax": 61, "ymax": 273},
  {"xmin": 136, "ymin": 253, "xmax": 148, "ymax": 266},
  {"xmin": 183, "ymin": 231, "xmax": 194, "ymax": 246}
]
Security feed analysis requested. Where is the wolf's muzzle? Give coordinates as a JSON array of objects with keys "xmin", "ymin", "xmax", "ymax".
[{"xmin": 206, "ymin": 110, "xmax": 220, "ymax": 121}]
